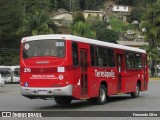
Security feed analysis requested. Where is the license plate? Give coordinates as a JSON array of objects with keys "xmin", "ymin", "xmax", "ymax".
[{"xmin": 38, "ymin": 90, "xmax": 48, "ymax": 95}]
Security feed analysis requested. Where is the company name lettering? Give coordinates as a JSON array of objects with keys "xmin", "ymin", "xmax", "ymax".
[
  {"xmin": 30, "ymin": 75, "xmax": 56, "ymax": 79},
  {"xmin": 95, "ymin": 70, "xmax": 115, "ymax": 78}
]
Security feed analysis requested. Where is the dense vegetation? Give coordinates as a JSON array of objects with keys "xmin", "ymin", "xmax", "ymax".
[{"xmin": 0, "ymin": 0, "xmax": 160, "ymax": 71}]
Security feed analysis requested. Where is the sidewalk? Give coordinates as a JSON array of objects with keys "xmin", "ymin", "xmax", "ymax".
[{"xmin": 149, "ymin": 77, "xmax": 160, "ymax": 80}]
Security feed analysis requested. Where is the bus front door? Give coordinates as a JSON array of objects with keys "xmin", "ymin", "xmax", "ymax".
[
  {"xmin": 80, "ymin": 49, "xmax": 88, "ymax": 98},
  {"xmin": 116, "ymin": 54, "xmax": 123, "ymax": 92}
]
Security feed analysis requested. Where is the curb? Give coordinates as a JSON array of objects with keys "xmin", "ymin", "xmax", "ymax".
[{"xmin": 149, "ymin": 78, "xmax": 160, "ymax": 80}]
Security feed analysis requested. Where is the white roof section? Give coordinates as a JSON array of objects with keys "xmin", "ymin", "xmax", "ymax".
[
  {"xmin": 22, "ymin": 34, "xmax": 146, "ymax": 53},
  {"xmin": 117, "ymin": 41, "xmax": 148, "ymax": 46},
  {"xmin": 0, "ymin": 66, "xmax": 19, "ymax": 70},
  {"xmin": 84, "ymin": 10, "xmax": 103, "ymax": 13},
  {"xmin": 0, "ymin": 66, "xmax": 11, "ymax": 68},
  {"xmin": 10, "ymin": 66, "xmax": 20, "ymax": 70},
  {"xmin": 112, "ymin": 5, "xmax": 128, "ymax": 12}
]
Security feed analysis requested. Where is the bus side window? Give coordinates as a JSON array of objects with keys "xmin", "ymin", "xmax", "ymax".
[
  {"xmin": 126, "ymin": 51, "xmax": 135, "ymax": 68},
  {"xmin": 135, "ymin": 53, "xmax": 142, "ymax": 68},
  {"xmin": 72, "ymin": 42, "xmax": 79, "ymax": 66},
  {"xmin": 95, "ymin": 47, "xmax": 99, "ymax": 66},
  {"xmin": 95, "ymin": 46, "xmax": 107, "ymax": 67},
  {"xmin": 100, "ymin": 47, "xmax": 107, "ymax": 67},
  {"xmin": 90, "ymin": 45, "xmax": 95, "ymax": 66},
  {"xmin": 107, "ymin": 48, "xmax": 115, "ymax": 67}
]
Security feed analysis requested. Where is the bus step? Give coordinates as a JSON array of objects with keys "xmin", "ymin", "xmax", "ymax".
[
  {"xmin": 80, "ymin": 98, "xmax": 89, "ymax": 100},
  {"xmin": 117, "ymin": 92, "xmax": 124, "ymax": 95}
]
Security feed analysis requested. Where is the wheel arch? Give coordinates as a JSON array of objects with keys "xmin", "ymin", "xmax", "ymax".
[
  {"xmin": 100, "ymin": 80, "xmax": 108, "ymax": 94},
  {"xmin": 137, "ymin": 79, "xmax": 141, "ymax": 91}
]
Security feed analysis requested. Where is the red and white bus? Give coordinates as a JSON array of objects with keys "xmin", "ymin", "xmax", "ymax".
[{"xmin": 20, "ymin": 34, "xmax": 148, "ymax": 105}]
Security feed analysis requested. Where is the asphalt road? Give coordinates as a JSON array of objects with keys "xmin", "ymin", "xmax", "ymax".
[{"xmin": 0, "ymin": 80, "xmax": 160, "ymax": 119}]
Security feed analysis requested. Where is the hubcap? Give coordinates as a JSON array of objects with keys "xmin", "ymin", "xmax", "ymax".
[
  {"xmin": 135, "ymin": 85, "xmax": 139, "ymax": 95},
  {"xmin": 100, "ymin": 88, "xmax": 106, "ymax": 102}
]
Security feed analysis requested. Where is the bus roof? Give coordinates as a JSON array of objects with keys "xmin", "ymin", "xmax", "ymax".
[{"xmin": 22, "ymin": 34, "xmax": 146, "ymax": 53}]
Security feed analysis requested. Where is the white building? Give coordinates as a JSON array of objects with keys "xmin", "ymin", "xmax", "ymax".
[
  {"xmin": 50, "ymin": 11, "xmax": 73, "ymax": 26},
  {"xmin": 83, "ymin": 10, "xmax": 104, "ymax": 20},
  {"xmin": 112, "ymin": 5, "xmax": 129, "ymax": 13}
]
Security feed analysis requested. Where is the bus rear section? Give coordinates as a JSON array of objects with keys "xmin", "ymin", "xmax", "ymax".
[{"xmin": 20, "ymin": 37, "xmax": 74, "ymax": 104}]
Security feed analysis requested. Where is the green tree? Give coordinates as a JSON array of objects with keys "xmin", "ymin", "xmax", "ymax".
[
  {"xmin": 0, "ymin": 0, "xmax": 23, "ymax": 48},
  {"xmin": 96, "ymin": 29, "xmax": 118, "ymax": 43},
  {"xmin": 71, "ymin": 21, "xmax": 96, "ymax": 39},
  {"xmin": 141, "ymin": 0, "xmax": 157, "ymax": 7},
  {"xmin": 19, "ymin": 11, "xmax": 58, "ymax": 36},
  {"xmin": 115, "ymin": 0, "xmax": 157, "ymax": 6},
  {"xmin": 71, "ymin": 0, "xmax": 80, "ymax": 12},
  {"xmin": 140, "ymin": 0, "xmax": 160, "ymax": 76},
  {"xmin": 50, "ymin": 0, "xmax": 68, "ymax": 10},
  {"xmin": 0, "ymin": 0, "xmax": 22, "ymax": 65},
  {"xmin": 145, "ymin": 45, "xmax": 159, "ymax": 77},
  {"xmin": 71, "ymin": 12, "xmax": 96, "ymax": 39},
  {"xmin": 109, "ymin": 16, "xmax": 131, "ymax": 32},
  {"xmin": 19, "ymin": 0, "xmax": 58, "ymax": 36},
  {"xmin": 127, "ymin": 7, "xmax": 145, "ymax": 23},
  {"xmin": 140, "ymin": 1, "xmax": 160, "ymax": 47},
  {"xmin": 23, "ymin": 0, "xmax": 50, "ymax": 13},
  {"xmin": 84, "ymin": 0, "xmax": 105, "ymax": 10},
  {"xmin": 50, "ymin": 0, "xmax": 58, "ymax": 10},
  {"xmin": 115, "ymin": 0, "xmax": 140, "ymax": 6},
  {"xmin": 92, "ymin": 21, "xmax": 118, "ymax": 43},
  {"xmin": 72, "ymin": 11, "xmax": 85, "ymax": 25}
]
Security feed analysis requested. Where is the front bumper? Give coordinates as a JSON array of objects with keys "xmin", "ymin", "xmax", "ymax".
[{"xmin": 20, "ymin": 85, "xmax": 73, "ymax": 98}]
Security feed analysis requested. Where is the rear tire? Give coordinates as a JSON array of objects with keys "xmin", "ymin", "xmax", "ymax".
[
  {"xmin": 130, "ymin": 83, "xmax": 140, "ymax": 98},
  {"xmin": 89, "ymin": 84, "xmax": 107, "ymax": 105},
  {"xmin": 54, "ymin": 96, "xmax": 72, "ymax": 105}
]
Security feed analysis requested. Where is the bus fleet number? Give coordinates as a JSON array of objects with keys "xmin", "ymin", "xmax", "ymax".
[
  {"xmin": 56, "ymin": 42, "xmax": 64, "ymax": 47},
  {"xmin": 24, "ymin": 68, "xmax": 31, "ymax": 73}
]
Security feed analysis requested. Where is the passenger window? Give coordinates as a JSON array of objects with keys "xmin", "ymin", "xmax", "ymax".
[
  {"xmin": 107, "ymin": 48, "xmax": 115, "ymax": 67},
  {"xmin": 90, "ymin": 45, "xmax": 95, "ymax": 66},
  {"xmin": 95, "ymin": 46, "xmax": 107, "ymax": 67},
  {"xmin": 126, "ymin": 51, "xmax": 135, "ymax": 68},
  {"xmin": 72, "ymin": 42, "xmax": 79, "ymax": 66},
  {"xmin": 135, "ymin": 53, "xmax": 142, "ymax": 68}
]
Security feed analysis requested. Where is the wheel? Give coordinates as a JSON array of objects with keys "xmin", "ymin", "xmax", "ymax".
[
  {"xmin": 89, "ymin": 84, "xmax": 107, "ymax": 105},
  {"xmin": 54, "ymin": 96, "xmax": 72, "ymax": 105},
  {"xmin": 130, "ymin": 83, "xmax": 140, "ymax": 98}
]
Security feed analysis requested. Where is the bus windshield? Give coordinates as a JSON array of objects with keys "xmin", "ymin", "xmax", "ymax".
[
  {"xmin": 14, "ymin": 68, "xmax": 20, "ymax": 77},
  {"xmin": 23, "ymin": 39, "xmax": 65, "ymax": 59},
  {"xmin": 0, "ymin": 68, "xmax": 11, "ymax": 77}
]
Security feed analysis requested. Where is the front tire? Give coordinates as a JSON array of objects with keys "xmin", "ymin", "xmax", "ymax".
[{"xmin": 130, "ymin": 83, "xmax": 140, "ymax": 98}]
